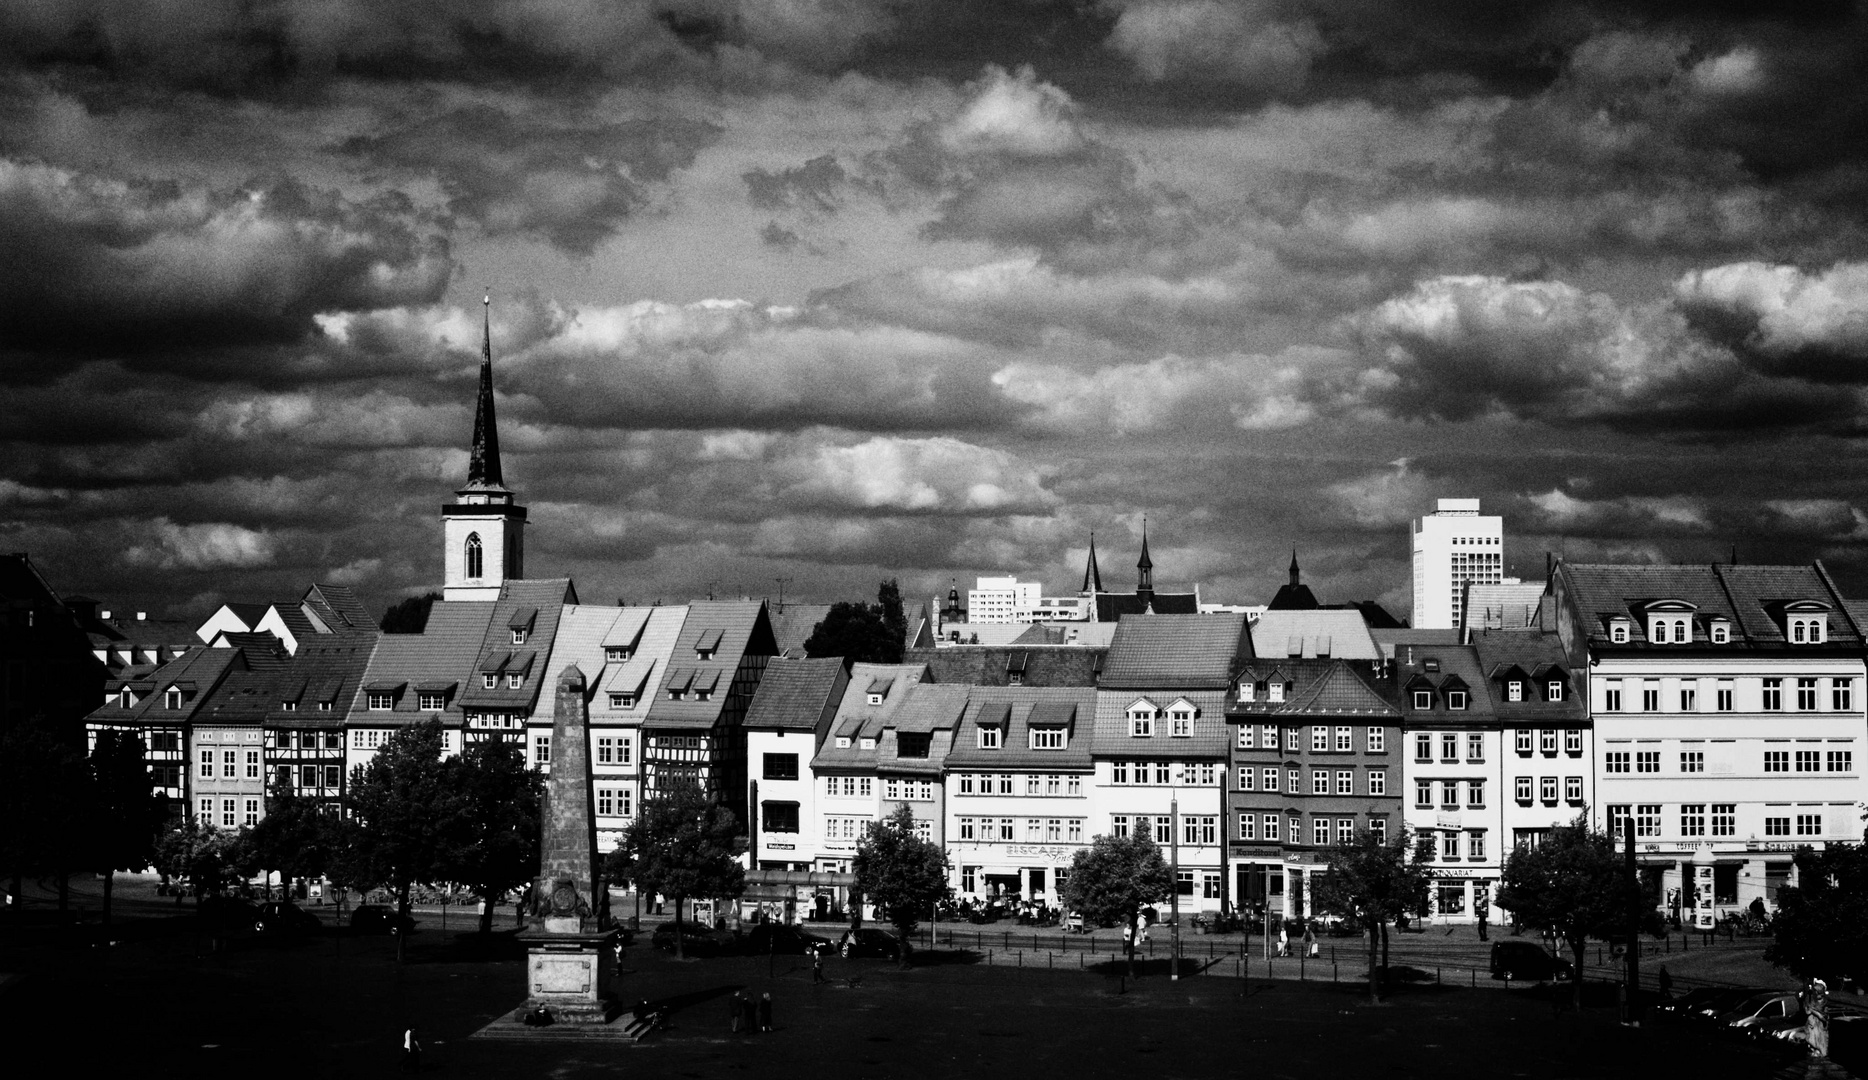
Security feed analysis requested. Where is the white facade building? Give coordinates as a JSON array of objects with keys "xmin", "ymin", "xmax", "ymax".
[{"xmin": 1411, "ymin": 498, "xmax": 1503, "ymax": 631}]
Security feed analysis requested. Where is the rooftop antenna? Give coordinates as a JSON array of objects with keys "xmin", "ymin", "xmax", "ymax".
[
  {"xmin": 774, "ymin": 576, "xmax": 793, "ymax": 613},
  {"xmin": 706, "ymin": 580, "xmax": 718, "ymax": 601}
]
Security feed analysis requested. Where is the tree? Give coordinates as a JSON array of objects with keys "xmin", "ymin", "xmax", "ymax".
[
  {"xmin": 804, "ymin": 581, "xmax": 907, "ymax": 664},
  {"xmin": 853, "ymin": 806, "xmax": 950, "ymax": 967},
  {"xmin": 1765, "ymin": 843, "xmax": 1868, "ymax": 983},
  {"xmin": 239, "ymin": 783, "xmax": 340, "ymax": 903},
  {"xmin": 88, "ymin": 730, "xmax": 167, "ymax": 924},
  {"xmin": 621, "ymin": 783, "xmax": 745, "ymax": 959},
  {"xmin": 155, "ymin": 818, "xmax": 241, "ymax": 903},
  {"xmin": 1060, "ymin": 833, "xmax": 1173, "ymax": 979},
  {"xmin": 381, "ymin": 592, "xmax": 442, "ymax": 634},
  {"xmin": 1313, "ymin": 827, "xmax": 1434, "ymax": 1003},
  {"xmin": 0, "ymin": 718, "xmax": 90, "ymax": 917},
  {"xmin": 1496, "ymin": 814, "xmax": 1627, "ymax": 1009},
  {"xmin": 437, "ymin": 737, "xmax": 542, "ymax": 935},
  {"xmin": 345, "ymin": 719, "xmax": 459, "ymax": 961}
]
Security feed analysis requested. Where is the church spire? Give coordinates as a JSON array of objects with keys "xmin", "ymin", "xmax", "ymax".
[
  {"xmin": 467, "ymin": 291, "xmax": 504, "ymax": 490},
  {"xmin": 1289, "ymin": 547, "xmax": 1301, "ymax": 586},
  {"xmin": 1137, "ymin": 517, "xmax": 1154, "ymax": 601},
  {"xmin": 1081, "ymin": 531, "xmax": 1104, "ymax": 594}
]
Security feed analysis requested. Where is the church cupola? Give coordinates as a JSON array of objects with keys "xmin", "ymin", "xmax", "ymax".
[{"xmin": 442, "ymin": 294, "xmax": 527, "ymax": 601}]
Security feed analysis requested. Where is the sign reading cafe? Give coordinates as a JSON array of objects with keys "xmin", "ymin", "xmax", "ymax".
[{"xmin": 1005, "ymin": 845, "xmax": 1080, "ymax": 861}]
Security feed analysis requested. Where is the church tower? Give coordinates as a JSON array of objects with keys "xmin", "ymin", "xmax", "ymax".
[
  {"xmin": 442, "ymin": 295, "xmax": 526, "ymax": 601},
  {"xmin": 1136, "ymin": 519, "xmax": 1155, "ymax": 610}
]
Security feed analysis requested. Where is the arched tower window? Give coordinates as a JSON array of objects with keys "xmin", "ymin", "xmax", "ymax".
[{"xmin": 465, "ymin": 533, "xmax": 483, "ymax": 579}]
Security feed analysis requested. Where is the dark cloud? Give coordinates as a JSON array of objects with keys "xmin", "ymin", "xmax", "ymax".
[
  {"xmin": 343, "ymin": 105, "xmax": 721, "ymax": 255},
  {"xmin": 743, "ymin": 154, "xmax": 873, "ymax": 212}
]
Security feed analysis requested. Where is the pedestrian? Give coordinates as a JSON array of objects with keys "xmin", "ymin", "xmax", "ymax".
[
  {"xmin": 741, "ymin": 992, "xmax": 758, "ymax": 1034},
  {"xmin": 811, "ymin": 948, "xmax": 826, "ymax": 984},
  {"xmin": 1277, "ymin": 924, "xmax": 1289, "ymax": 957},
  {"xmin": 400, "ymin": 1025, "xmax": 421, "ymax": 1073},
  {"xmin": 729, "ymin": 990, "xmax": 744, "ymax": 1033},
  {"xmin": 1303, "ymin": 924, "xmax": 1318, "ymax": 958},
  {"xmin": 758, "ymin": 992, "xmax": 773, "ymax": 1032},
  {"xmin": 1657, "ymin": 964, "xmax": 1674, "ymax": 999},
  {"xmin": 1475, "ymin": 895, "xmax": 1490, "ymax": 942}
]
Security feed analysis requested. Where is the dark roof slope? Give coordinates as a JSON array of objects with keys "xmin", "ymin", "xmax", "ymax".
[
  {"xmin": 347, "ymin": 600, "xmax": 495, "ymax": 723},
  {"xmin": 1558, "ymin": 562, "xmax": 1859, "ymax": 647},
  {"xmin": 1100, "ymin": 613, "xmax": 1251, "ymax": 689},
  {"xmin": 1093, "ymin": 591, "xmax": 1199, "ymax": 620},
  {"xmin": 946, "ymin": 686, "xmax": 1097, "ymax": 770},
  {"xmin": 1469, "ymin": 630, "xmax": 1587, "ymax": 723},
  {"xmin": 744, "ymin": 656, "xmax": 849, "ymax": 734},
  {"xmin": 458, "ymin": 579, "xmax": 575, "ymax": 712},
  {"xmin": 768, "ymin": 603, "xmax": 833, "ymax": 658},
  {"xmin": 645, "ymin": 600, "xmax": 779, "ymax": 730},
  {"xmin": 907, "ymin": 644, "xmax": 1106, "ymax": 687}
]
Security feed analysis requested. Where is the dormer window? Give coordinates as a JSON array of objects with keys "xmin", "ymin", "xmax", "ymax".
[
  {"xmin": 1609, "ymin": 618, "xmax": 1631, "ymax": 643},
  {"xmin": 867, "ymin": 693, "xmax": 884, "ymax": 706},
  {"xmin": 859, "ymin": 737, "xmax": 876, "ymax": 750},
  {"xmin": 1127, "ymin": 700, "xmax": 1157, "ymax": 737},
  {"xmin": 1648, "ymin": 616, "xmax": 1690, "ymax": 644},
  {"xmin": 366, "ymin": 691, "xmax": 394, "ymax": 711},
  {"xmin": 1030, "ymin": 727, "xmax": 1065, "ymax": 750},
  {"xmin": 668, "ymin": 688, "xmax": 686, "ymax": 701},
  {"xmin": 483, "ymin": 674, "xmax": 497, "ymax": 690},
  {"xmin": 117, "ymin": 688, "xmax": 134, "ymax": 709},
  {"xmin": 281, "ymin": 700, "xmax": 297, "ymax": 712},
  {"xmin": 506, "ymin": 673, "xmax": 523, "ymax": 690},
  {"xmin": 1790, "ymin": 616, "xmax": 1827, "ymax": 644},
  {"xmin": 1506, "ymin": 681, "xmax": 1523, "ymax": 702},
  {"xmin": 605, "ymin": 646, "xmax": 631, "ymax": 662},
  {"xmin": 1268, "ymin": 682, "xmax": 1285, "ymax": 703},
  {"xmin": 1447, "ymin": 690, "xmax": 1468, "ymax": 711},
  {"xmin": 318, "ymin": 701, "xmax": 332, "ymax": 712},
  {"xmin": 165, "ymin": 687, "xmax": 181, "ymax": 709},
  {"xmin": 1545, "ymin": 680, "xmax": 1564, "ymax": 702},
  {"xmin": 1709, "ymin": 620, "xmax": 1731, "ymax": 644},
  {"xmin": 978, "ymin": 725, "xmax": 1002, "ymax": 749},
  {"xmin": 1412, "ymin": 690, "xmax": 1432, "ymax": 710},
  {"xmin": 1238, "ymin": 681, "xmax": 1255, "ymax": 702},
  {"xmin": 694, "ymin": 628, "xmax": 723, "ymax": 661},
  {"xmin": 510, "ymin": 628, "xmax": 527, "ymax": 646},
  {"xmin": 418, "ymin": 692, "xmax": 446, "ymax": 711},
  {"xmin": 609, "ymin": 692, "xmax": 635, "ymax": 709},
  {"xmin": 836, "ymin": 736, "xmax": 851, "ymax": 748}
]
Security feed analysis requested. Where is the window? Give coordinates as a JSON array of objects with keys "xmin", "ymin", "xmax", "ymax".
[
  {"xmin": 1368, "ymin": 769, "xmax": 1386, "ymax": 796},
  {"xmin": 1412, "ymin": 690, "xmax": 1433, "ymax": 710},
  {"xmin": 1415, "ymin": 779, "xmax": 1432, "ymax": 809},
  {"xmin": 1643, "ymin": 683, "xmax": 1660, "ymax": 711},
  {"xmin": 367, "ymin": 692, "xmax": 393, "ymax": 711},
  {"xmin": 1515, "ymin": 730, "xmax": 1532, "ymax": 755},
  {"xmin": 1366, "ymin": 727, "xmax": 1385, "ymax": 753},
  {"xmin": 511, "ymin": 628, "xmax": 527, "ymax": 646},
  {"xmin": 1264, "ymin": 724, "xmax": 1278, "ymax": 749},
  {"xmin": 1796, "ymin": 750, "xmax": 1821, "ymax": 772},
  {"xmin": 1717, "ymin": 683, "xmax": 1734, "ymax": 711},
  {"xmin": 1128, "ymin": 704, "xmax": 1155, "ymax": 737},
  {"xmin": 1238, "ymin": 682, "xmax": 1255, "ymax": 703},
  {"xmin": 1540, "ymin": 776, "xmax": 1558, "ymax": 803},
  {"xmin": 995, "ymin": 775, "xmax": 1012, "ymax": 795},
  {"xmin": 1269, "ymin": 682, "xmax": 1286, "ymax": 703},
  {"xmin": 1286, "ymin": 769, "xmax": 1300, "ymax": 794},
  {"xmin": 1765, "ymin": 816, "xmax": 1791, "ymax": 837},
  {"xmin": 1336, "ymin": 770, "xmax": 1354, "ymax": 795},
  {"xmin": 1263, "ymin": 766, "xmax": 1279, "ymax": 791},
  {"xmin": 1415, "ymin": 733, "xmax": 1432, "ymax": 762},
  {"xmin": 1170, "ymin": 711, "xmax": 1192, "ymax": 738},
  {"xmin": 1441, "ymin": 733, "xmax": 1458, "ymax": 763},
  {"xmin": 1564, "ymin": 729, "xmax": 1582, "ymax": 754},
  {"xmin": 1711, "ymin": 622, "xmax": 1730, "ymax": 644},
  {"xmin": 1312, "ymin": 818, "xmax": 1329, "ymax": 845},
  {"xmin": 1506, "ymin": 680, "xmax": 1523, "ymax": 702},
  {"xmin": 324, "ymin": 765, "xmax": 341, "ymax": 787},
  {"xmin": 1336, "ymin": 818, "xmax": 1354, "ymax": 844},
  {"xmin": 1635, "ymin": 751, "xmax": 1659, "ymax": 773},
  {"xmin": 1199, "ymin": 762, "xmax": 1216, "ymax": 785},
  {"xmin": 1154, "ymin": 818, "xmax": 1172, "ymax": 844},
  {"xmin": 1564, "ymin": 775, "xmax": 1582, "ymax": 803},
  {"xmin": 1154, "ymin": 762, "xmax": 1171, "ymax": 785},
  {"xmin": 1540, "ymin": 729, "xmax": 1557, "ymax": 754},
  {"xmin": 1441, "ymin": 780, "xmax": 1459, "ymax": 810},
  {"xmin": 1239, "ymin": 814, "xmax": 1256, "ymax": 841},
  {"xmin": 483, "ymin": 674, "xmax": 499, "ymax": 690},
  {"xmin": 1312, "ymin": 769, "xmax": 1329, "ymax": 795},
  {"xmin": 1238, "ymin": 768, "xmax": 1255, "ymax": 791},
  {"xmin": 1111, "ymin": 761, "xmax": 1128, "ymax": 784},
  {"xmin": 222, "ymin": 750, "xmax": 237, "ymax": 778},
  {"xmin": 959, "ymin": 816, "xmax": 977, "ymax": 840},
  {"xmin": 198, "ymin": 797, "xmax": 212, "ymax": 821},
  {"xmin": 1185, "ymin": 815, "xmax": 1217, "ymax": 845},
  {"xmin": 1331, "ymin": 726, "xmax": 1350, "ymax": 752},
  {"xmin": 506, "ymin": 673, "xmax": 523, "ymax": 690},
  {"xmin": 1369, "ymin": 818, "xmax": 1387, "ymax": 844},
  {"xmin": 1027, "ymin": 776, "xmax": 1042, "ymax": 796},
  {"xmin": 1313, "ymin": 727, "xmax": 1330, "ymax": 752},
  {"xmin": 1467, "ymin": 779, "xmax": 1485, "ymax": 808},
  {"xmin": 1680, "ymin": 686, "xmax": 1697, "ymax": 711},
  {"xmin": 1798, "ymin": 813, "xmax": 1823, "ymax": 836},
  {"xmin": 1611, "ymin": 623, "xmax": 1629, "ymax": 643},
  {"xmin": 1636, "ymin": 804, "xmax": 1661, "ymax": 838},
  {"xmin": 221, "ymin": 798, "xmax": 237, "ymax": 827},
  {"xmin": 962, "ymin": 866, "xmax": 978, "ymax": 892},
  {"xmin": 1680, "ymin": 804, "xmax": 1705, "ymax": 837},
  {"xmin": 1604, "ymin": 682, "xmax": 1622, "ymax": 711},
  {"xmin": 1468, "ymin": 831, "xmax": 1486, "ymax": 861},
  {"xmin": 1765, "ymin": 749, "xmax": 1789, "ymax": 772},
  {"xmin": 464, "ymin": 533, "xmax": 483, "ymax": 578},
  {"xmin": 1711, "ymin": 804, "xmax": 1736, "ymax": 835},
  {"xmin": 1763, "ymin": 679, "xmax": 1783, "ymax": 711},
  {"xmin": 1547, "ymin": 680, "xmax": 1565, "ymax": 702},
  {"xmin": 1030, "ymin": 727, "xmax": 1065, "ymax": 750},
  {"xmin": 1836, "ymin": 681, "xmax": 1855, "ymax": 712},
  {"xmin": 978, "ymin": 726, "xmax": 1001, "ymax": 749},
  {"xmin": 1798, "ymin": 679, "xmax": 1819, "ymax": 711},
  {"xmin": 244, "ymin": 750, "xmax": 259, "ymax": 779},
  {"xmin": 1466, "ymin": 734, "xmax": 1484, "ymax": 763},
  {"xmin": 1068, "ymin": 819, "xmax": 1083, "ymax": 842},
  {"xmin": 1237, "ymin": 726, "xmax": 1253, "ymax": 749},
  {"xmin": 1441, "ymin": 831, "xmax": 1460, "ymax": 861},
  {"xmin": 1447, "ymin": 690, "xmax": 1468, "ymax": 711},
  {"xmin": 418, "ymin": 693, "xmax": 446, "ymax": 711},
  {"xmin": 533, "ymin": 734, "xmax": 551, "ymax": 764},
  {"xmin": 763, "ymin": 753, "xmax": 798, "ymax": 781},
  {"xmin": 198, "ymin": 749, "xmax": 213, "ymax": 779},
  {"xmin": 1285, "ymin": 728, "xmax": 1300, "ymax": 752},
  {"xmin": 605, "ymin": 646, "xmax": 631, "ymax": 662},
  {"xmin": 1828, "ymin": 750, "xmax": 1853, "ymax": 772}
]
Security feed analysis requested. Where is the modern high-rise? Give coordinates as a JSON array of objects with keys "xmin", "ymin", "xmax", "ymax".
[{"xmin": 1411, "ymin": 499, "xmax": 1503, "ymax": 630}]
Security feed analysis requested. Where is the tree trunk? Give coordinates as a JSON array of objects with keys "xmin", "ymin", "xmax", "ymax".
[
  {"xmin": 674, "ymin": 895, "xmax": 686, "ymax": 960},
  {"xmin": 1379, "ymin": 918, "xmax": 1390, "ymax": 973},
  {"xmin": 102, "ymin": 870, "xmax": 114, "ymax": 926}
]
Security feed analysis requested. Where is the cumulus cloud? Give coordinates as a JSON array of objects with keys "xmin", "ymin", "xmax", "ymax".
[
  {"xmin": 1105, "ymin": 0, "xmax": 1321, "ymax": 92},
  {"xmin": 1524, "ymin": 488, "xmax": 1712, "ymax": 533},
  {"xmin": 1674, "ymin": 261, "xmax": 1868, "ymax": 382},
  {"xmin": 780, "ymin": 435, "xmax": 1056, "ymax": 514},
  {"xmin": 0, "ymin": 159, "xmax": 450, "ymax": 364},
  {"xmin": 123, "ymin": 519, "xmax": 278, "ymax": 570},
  {"xmin": 1326, "ymin": 459, "xmax": 1437, "ymax": 528},
  {"xmin": 991, "ymin": 348, "xmax": 1345, "ymax": 435},
  {"xmin": 344, "ymin": 106, "xmax": 721, "ymax": 255}
]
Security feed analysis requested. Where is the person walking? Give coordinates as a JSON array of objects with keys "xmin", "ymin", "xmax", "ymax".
[
  {"xmin": 1277, "ymin": 924, "xmax": 1289, "ymax": 957},
  {"xmin": 811, "ymin": 948, "xmax": 826, "ymax": 984},
  {"xmin": 1303, "ymin": 924, "xmax": 1318, "ymax": 958},
  {"xmin": 400, "ymin": 1025, "xmax": 422, "ymax": 1073},
  {"xmin": 1657, "ymin": 964, "xmax": 1674, "ymax": 999},
  {"xmin": 741, "ymin": 992, "xmax": 758, "ymax": 1034},
  {"xmin": 1475, "ymin": 894, "xmax": 1490, "ymax": 942},
  {"xmin": 729, "ymin": 990, "xmax": 745, "ymax": 1033},
  {"xmin": 758, "ymin": 992, "xmax": 773, "ymax": 1032}
]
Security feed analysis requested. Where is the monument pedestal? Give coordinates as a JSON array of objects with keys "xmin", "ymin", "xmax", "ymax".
[{"xmin": 518, "ymin": 928, "xmax": 619, "ymax": 1024}]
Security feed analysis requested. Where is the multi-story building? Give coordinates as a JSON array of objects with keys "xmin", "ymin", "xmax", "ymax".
[
  {"xmin": 86, "ymin": 645, "xmax": 246, "ymax": 816},
  {"xmin": 744, "ymin": 656, "xmax": 850, "ymax": 874},
  {"xmin": 807, "ymin": 663, "xmax": 928, "ymax": 876},
  {"xmin": 1226, "ymin": 658, "xmax": 1402, "ymax": 920},
  {"xmin": 1553, "ymin": 561, "xmax": 1868, "ymax": 920},
  {"xmin": 1091, "ymin": 613, "xmax": 1251, "ymax": 915},
  {"xmin": 639, "ymin": 600, "xmax": 777, "ymax": 811},
  {"xmin": 191, "ymin": 636, "xmax": 291, "ymax": 832},
  {"xmin": 944, "ymin": 685, "xmax": 1100, "ymax": 906},
  {"xmin": 1391, "ymin": 643, "xmax": 1502, "ymax": 921},
  {"xmin": 1411, "ymin": 498, "xmax": 1503, "ymax": 630},
  {"xmin": 875, "ymin": 682, "xmax": 969, "ymax": 850}
]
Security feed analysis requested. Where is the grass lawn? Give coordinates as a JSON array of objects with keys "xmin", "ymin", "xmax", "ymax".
[{"xmin": 0, "ymin": 905, "xmax": 1816, "ymax": 1080}]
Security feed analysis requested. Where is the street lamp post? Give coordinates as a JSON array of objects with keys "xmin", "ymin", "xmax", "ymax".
[{"xmin": 1170, "ymin": 793, "xmax": 1180, "ymax": 981}]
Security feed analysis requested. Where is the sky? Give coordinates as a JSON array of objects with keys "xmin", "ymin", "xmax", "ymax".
[{"xmin": 3, "ymin": 1, "xmax": 1868, "ymax": 625}]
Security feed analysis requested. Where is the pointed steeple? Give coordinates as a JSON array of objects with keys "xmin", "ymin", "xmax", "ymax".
[
  {"xmin": 467, "ymin": 292, "xmax": 504, "ymax": 490},
  {"xmin": 1289, "ymin": 547, "xmax": 1301, "ymax": 586},
  {"xmin": 1081, "ymin": 532, "xmax": 1105, "ymax": 594},
  {"xmin": 1137, "ymin": 517, "xmax": 1154, "ymax": 601}
]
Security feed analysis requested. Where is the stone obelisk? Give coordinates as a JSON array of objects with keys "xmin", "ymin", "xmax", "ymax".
[{"xmin": 518, "ymin": 665, "xmax": 618, "ymax": 1023}]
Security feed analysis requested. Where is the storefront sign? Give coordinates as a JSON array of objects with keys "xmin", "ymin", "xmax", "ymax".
[
  {"xmin": 766, "ymin": 842, "xmax": 795, "ymax": 850},
  {"xmin": 823, "ymin": 841, "xmax": 855, "ymax": 853},
  {"xmin": 1006, "ymin": 844, "xmax": 1080, "ymax": 861},
  {"xmin": 1435, "ymin": 813, "xmax": 1462, "ymax": 829}
]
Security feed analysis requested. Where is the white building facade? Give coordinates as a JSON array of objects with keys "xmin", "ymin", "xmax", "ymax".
[{"xmin": 1411, "ymin": 498, "xmax": 1503, "ymax": 631}]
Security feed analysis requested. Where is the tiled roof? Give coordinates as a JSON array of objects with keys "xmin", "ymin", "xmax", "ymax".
[
  {"xmin": 591, "ymin": 605, "xmax": 687, "ymax": 725},
  {"xmin": 1099, "ymin": 613, "xmax": 1251, "ymax": 688},
  {"xmin": 1250, "ymin": 610, "xmax": 1379, "ymax": 660},
  {"xmin": 530, "ymin": 605, "xmax": 626, "ymax": 728},
  {"xmin": 768, "ymin": 603, "xmax": 832, "ymax": 658},
  {"xmin": 346, "ymin": 599, "xmax": 496, "ymax": 723},
  {"xmin": 1389, "ymin": 643, "xmax": 1495, "ymax": 719},
  {"xmin": 1279, "ymin": 663, "xmax": 1398, "ymax": 716},
  {"xmin": 810, "ymin": 662, "xmax": 928, "ymax": 770},
  {"xmin": 644, "ymin": 600, "xmax": 778, "ymax": 730},
  {"xmin": 1463, "ymin": 582, "xmax": 1547, "ymax": 631},
  {"xmin": 744, "ymin": 656, "xmax": 850, "ymax": 733},
  {"xmin": 458, "ymin": 579, "xmax": 576, "ymax": 711},
  {"xmin": 908, "ymin": 644, "xmax": 1106, "ymax": 687},
  {"xmin": 876, "ymin": 683, "xmax": 971, "ymax": 777},
  {"xmin": 85, "ymin": 647, "xmax": 244, "ymax": 727},
  {"xmin": 1558, "ymin": 562, "xmax": 1859, "ymax": 647},
  {"xmin": 305, "ymin": 583, "xmax": 377, "ymax": 632},
  {"xmin": 197, "ymin": 634, "xmax": 376, "ymax": 729},
  {"xmin": 1090, "ymin": 687, "xmax": 1231, "ymax": 759},
  {"xmin": 945, "ymin": 685, "xmax": 1098, "ymax": 770},
  {"xmin": 1469, "ymin": 630, "xmax": 1587, "ymax": 722}
]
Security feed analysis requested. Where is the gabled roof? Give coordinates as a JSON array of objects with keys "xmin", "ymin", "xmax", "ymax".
[
  {"xmin": 768, "ymin": 603, "xmax": 833, "ymax": 659},
  {"xmin": 644, "ymin": 600, "xmax": 779, "ymax": 730},
  {"xmin": 1558, "ymin": 562, "xmax": 1860, "ymax": 648},
  {"xmin": 946, "ymin": 685, "xmax": 1098, "ymax": 770},
  {"xmin": 1469, "ymin": 629, "xmax": 1589, "ymax": 722},
  {"xmin": 1277, "ymin": 663, "xmax": 1399, "ymax": 717},
  {"xmin": 346, "ymin": 599, "xmax": 495, "ymax": 722},
  {"xmin": 85, "ymin": 646, "xmax": 245, "ymax": 727},
  {"xmin": 304, "ymin": 583, "xmax": 377, "ymax": 633},
  {"xmin": 537, "ymin": 604, "xmax": 689, "ymax": 727},
  {"xmin": 458, "ymin": 579, "xmax": 576, "ymax": 711},
  {"xmin": 811, "ymin": 662, "xmax": 928, "ymax": 770},
  {"xmin": 1099, "ymin": 613, "xmax": 1251, "ymax": 688},
  {"xmin": 1250, "ymin": 609, "xmax": 1379, "ymax": 660},
  {"xmin": 744, "ymin": 656, "xmax": 850, "ymax": 733},
  {"xmin": 1387, "ymin": 643, "xmax": 1495, "ymax": 718},
  {"xmin": 196, "ymin": 632, "xmax": 376, "ymax": 729},
  {"xmin": 906, "ymin": 644, "xmax": 1106, "ymax": 687},
  {"xmin": 876, "ymin": 683, "xmax": 972, "ymax": 777}
]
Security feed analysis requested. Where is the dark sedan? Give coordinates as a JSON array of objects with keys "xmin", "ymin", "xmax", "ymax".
[
  {"xmin": 838, "ymin": 926, "xmax": 902, "ymax": 960},
  {"xmin": 255, "ymin": 902, "xmax": 324, "ymax": 936},
  {"xmin": 749, "ymin": 923, "xmax": 834, "ymax": 956}
]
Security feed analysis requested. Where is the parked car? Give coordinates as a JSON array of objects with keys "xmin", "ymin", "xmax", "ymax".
[
  {"xmin": 1686, "ymin": 988, "xmax": 1771, "ymax": 1022},
  {"xmin": 748, "ymin": 923, "xmax": 834, "ymax": 956},
  {"xmin": 349, "ymin": 904, "xmax": 416, "ymax": 935},
  {"xmin": 651, "ymin": 921, "xmax": 740, "ymax": 957},
  {"xmin": 1489, "ymin": 940, "xmax": 1574, "ymax": 982},
  {"xmin": 1720, "ymin": 991, "xmax": 1802, "ymax": 1032},
  {"xmin": 255, "ymin": 902, "xmax": 324, "ymax": 936},
  {"xmin": 838, "ymin": 926, "xmax": 902, "ymax": 959},
  {"xmin": 1654, "ymin": 987, "xmax": 1732, "ymax": 1019}
]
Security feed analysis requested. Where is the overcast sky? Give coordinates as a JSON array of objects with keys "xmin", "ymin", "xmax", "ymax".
[{"xmin": 4, "ymin": 1, "xmax": 1868, "ymax": 624}]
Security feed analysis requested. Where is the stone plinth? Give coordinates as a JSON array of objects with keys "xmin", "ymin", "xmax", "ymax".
[{"xmin": 519, "ymin": 929, "xmax": 619, "ymax": 1024}]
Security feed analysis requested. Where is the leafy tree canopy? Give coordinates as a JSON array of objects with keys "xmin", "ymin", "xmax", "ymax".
[
  {"xmin": 1766, "ymin": 843, "xmax": 1868, "ymax": 983},
  {"xmin": 437, "ymin": 736, "xmax": 542, "ymax": 934},
  {"xmin": 381, "ymin": 592, "xmax": 442, "ymax": 634},
  {"xmin": 344, "ymin": 719, "xmax": 458, "ymax": 944},
  {"xmin": 854, "ymin": 805, "xmax": 950, "ymax": 963},
  {"xmin": 1059, "ymin": 832, "xmax": 1171, "ymax": 977},
  {"xmin": 620, "ymin": 782, "xmax": 745, "ymax": 956},
  {"xmin": 804, "ymin": 580, "xmax": 907, "ymax": 663},
  {"xmin": 1314, "ymin": 826, "xmax": 1434, "ymax": 1002},
  {"xmin": 89, "ymin": 730, "xmax": 168, "ymax": 922},
  {"xmin": 1497, "ymin": 814, "xmax": 1630, "ymax": 1007}
]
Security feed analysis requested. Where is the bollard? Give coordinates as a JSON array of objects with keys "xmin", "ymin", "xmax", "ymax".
[
  {"xmin": 1018, "ymin": 951, "xmax": 1023, "ymax": 968},
  {"xmin": 1471, "ymin": 968, "xmax": 1476, "ymax": 987},
  {"xmin": 1333, "ymin": 963, "xmax": 1338, "ymax": 984},
  {"xmin": 1300, "ymin": 955, "xmax": 1305, "ymax": 981},
  {"xmin": 988, "ymin": 948, "xmax": 993, "ymax": 966}
]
